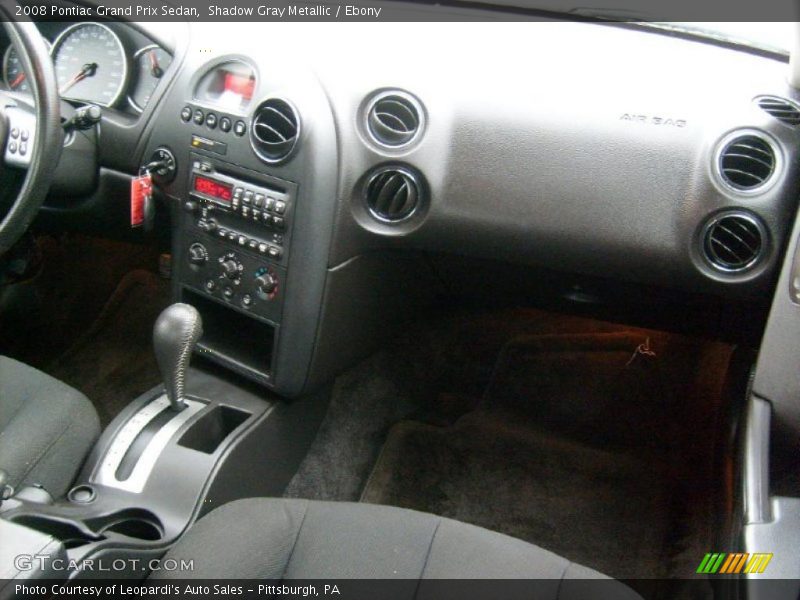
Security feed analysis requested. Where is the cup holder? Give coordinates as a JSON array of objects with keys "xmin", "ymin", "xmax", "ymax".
[
  {"xmin": 12, "ymin": 508, "xmax": 164, "ymax": 548},
  {"xmin": 88, "ymin": 509, "xmax": 164, "ymax": 542},
  {"xmin": 11, "ymin": 515, "xmax": 104, "ymax": 549}
]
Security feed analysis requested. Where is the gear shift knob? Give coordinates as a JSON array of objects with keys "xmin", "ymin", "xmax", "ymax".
[{"xmin": 153, "ymin": 303, "xmax": 202, "ymax": 411}]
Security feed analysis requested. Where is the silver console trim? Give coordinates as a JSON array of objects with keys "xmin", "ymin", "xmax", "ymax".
[
  {"xmin": 743, "ymin": 395, "xmax": 773, "ymax": 525},
  {"xmin": 93, "ymin": 395, "xmax": 204, "ymax": 493}
]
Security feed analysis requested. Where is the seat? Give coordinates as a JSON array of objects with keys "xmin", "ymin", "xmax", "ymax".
[
  {"xmin": 0, "ymin": 356, "xmax": 99, "ymax": 498},
  {"xmin": 153, "ymin": 498, "xmax": 640, "ymax": 598}
]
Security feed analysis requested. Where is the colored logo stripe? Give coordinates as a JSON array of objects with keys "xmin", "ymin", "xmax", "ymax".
[{"xmin": 697, "ymin": 553, "xmax": 773, "ymax": 574}]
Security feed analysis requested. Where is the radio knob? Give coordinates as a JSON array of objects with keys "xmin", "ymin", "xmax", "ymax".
[
  {"xmin": 188, "ymin": 243, "xmax": 208, "ymax": 265},
  {"xmin": 255, "ymin": 272, "xmax": 278, "ymax": 294},
  {"xmin": 221, "ymin": 259, "xmax": 239, "ymax": 279}
]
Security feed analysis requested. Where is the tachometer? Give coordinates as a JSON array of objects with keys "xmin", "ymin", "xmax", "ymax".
[
  {"xmin": 128, "ymin": 45, "xmax": 172, "ymax": 113},
  {"xmin": 52, "ymin": 23, "xmax": 128, "ymax": 107},
  {"xmin": 4, "ymin": 40, "xmax": 51, "ymax": 92}
]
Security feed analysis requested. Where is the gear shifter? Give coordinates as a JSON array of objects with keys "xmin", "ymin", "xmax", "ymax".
[{"xmin": 153, "ymin": 303, "xmax": 203, "ymax": 412}]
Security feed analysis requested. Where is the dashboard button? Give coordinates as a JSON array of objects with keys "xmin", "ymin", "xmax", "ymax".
[
  {"xmin": 20, "ymin": 129, "xmax": 28, "ymax": 142},
  {"xmin": 219, "ymin": 117, "xmax": 232, "ymax": 132},
  {"xmin": 274, "ymin": 201, "xmax": 286, "ymax": 214},
  {"xmin": 258, "ymin": 242, "xmax": 268, "ymax": 254},
  {"xmin": 193, "ymin": 109, "xmax": 204, "ymax": 125},
  {"xmin": 241, "ymin": 294, "xmax": 253, "ymax": 307},
  {"xmin": 181, "ymin": 106, "xmax": 192, "ymax": 122},
  {"xmin": 273, "ymin": 216, "xmax": 285, "ymax": 230},
  {"xmin": 233, "ymin": 120, "xmax": 246, "ymax": 136},
  {"xmin": 206, "ymin": 113, "xmax": 218, "ymax": 129},
  {"xmin": 254, "ymin": 194, "xmax": 265, "ymax": 207},
  {"xmin": 10, "ymin": 127, "xmax": 19, "ymax": 139},
  {"xmin": 8, "ymin": 141, "xmax": 16, "ymax": 153}
]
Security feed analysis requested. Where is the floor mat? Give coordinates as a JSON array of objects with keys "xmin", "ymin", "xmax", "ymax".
[
  {"xmin": 47, "ymin": 269, "xmax": 171, "ymax": 426},
  {"xmin": 361, "ymin": 330, "xmax": 732, "ymax": 588}
]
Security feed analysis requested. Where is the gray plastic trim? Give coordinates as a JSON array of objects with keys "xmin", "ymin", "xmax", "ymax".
[{"xmin": 93, "ymin": 395, "xmax": 204, "ymax": 494}]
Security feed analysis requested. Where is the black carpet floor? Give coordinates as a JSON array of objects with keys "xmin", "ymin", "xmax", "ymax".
[
  {"xmin": 47, "ymin": 269, "xmax": 171, "ymax": 426},
  {"xmin": 359, "ymin": 327, "xmax": 733, "ymax": 591}
]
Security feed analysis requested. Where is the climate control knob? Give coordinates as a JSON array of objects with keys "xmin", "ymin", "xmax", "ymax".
[
  {"xmin": 255, "ymin": 272, "xmax": 278, "ymax": 294},
  {"xmin": 221, "ymin": 259, "xmax": 239, "ymax": 279},
  {"xmin": 188, "ymin": 243, "xmax": 208, "ymax": 265}
]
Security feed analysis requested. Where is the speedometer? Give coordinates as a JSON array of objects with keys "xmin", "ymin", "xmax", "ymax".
[{"xmin": 52, "ymin": 23, "xmax": 128, "ymax": 107}]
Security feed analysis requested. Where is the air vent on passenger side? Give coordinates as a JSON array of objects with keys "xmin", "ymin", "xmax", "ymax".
[
  {"xmin": 367, "ymin": 92, "xmax": 423, "ymax": 147},
  {"xmin": 250, "ymin": 98, "xmax": 299, "ymax": 163},
  {"xmin": 757, "ymin": 96, "xmax": 800, "ymax": 127},
  {"xmin": 702, "ymin": 212, "xmax": 766, "ymax": 273},
  {"xmin": 717, "ymin": 134, "xmax": 776, "ymax": 192},
  {"xmin": 364, "ymin": 166, "xmax": 423, "ymax": 222}
]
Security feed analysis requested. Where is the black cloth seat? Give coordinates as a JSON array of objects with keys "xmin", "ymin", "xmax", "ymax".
[
  {"xmin": 155, "ymin": 498, "xmax": 640, "ymax": 598},
  {"xmin": 0, "ymin": 356, "xmax": 99, "ymax": 498}
]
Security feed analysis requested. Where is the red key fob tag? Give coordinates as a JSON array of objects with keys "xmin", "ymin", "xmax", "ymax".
[{"xmin": 131, "ymin": 172, "xmax": 153, "ymax": 228}]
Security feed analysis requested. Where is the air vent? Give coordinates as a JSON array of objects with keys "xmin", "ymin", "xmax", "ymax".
[
  {"xmin": 718, "ymin": 134, "xmax": 776, "ymax": 192},
  {"xmin": 250, "ymin": 98, "xmax": 299, "ymax": 163},
  {"xmin": 703, "ymin": 212, "xmax": 766, "ymax": 272},
  {"xmin": 364, "ymin": 167, "xmax": 422, "ymax": 222},
  {"xmin": 367, "ymin": 92, "xmax": 423, "ymax": 147},
  {"xmin": 757, "ymin": 96, "xmax": 800, "ymax": 127}
]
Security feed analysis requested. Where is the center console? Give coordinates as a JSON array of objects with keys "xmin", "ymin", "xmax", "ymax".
[
  {"xmin": 174, "ymin": 156, "xmax": 298, "ymax": 385},
  {"xmin": 0, "ymin": 304, "xmax": 329, "ymax": 586}
]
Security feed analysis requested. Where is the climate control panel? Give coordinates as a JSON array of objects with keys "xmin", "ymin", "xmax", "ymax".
[{"xmin": 182, "ymin": 238, "xmax": 286, "ymax": 322}]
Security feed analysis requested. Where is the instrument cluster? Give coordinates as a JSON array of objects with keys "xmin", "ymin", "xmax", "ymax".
[{"xmin": 2, "ymin": 21, "xmax": 172, "ymax": 114}]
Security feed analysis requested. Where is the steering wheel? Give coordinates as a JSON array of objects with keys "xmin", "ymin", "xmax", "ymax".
[{"xmin": 0, "ymin": 12, "xmax": 63, "ymax": 256}]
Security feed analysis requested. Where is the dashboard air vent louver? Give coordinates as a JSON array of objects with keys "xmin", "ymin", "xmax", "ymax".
[
  {"xmin": 718, "ymin": 134, "xmax": 775, "ymax": 191},
  {"xmin": 367, "ymin": 93, "xmax": 422, "ymax": 147},
  {"xmin": 703, "ymin": 212, "xmax": 765, "ymax": 272},
  {"xmin": 250, "ymin": 98, "xmax": 299, "ymax": 163},
  {"xmin": 365, "ymin": 167, "xmax": 422, "ymax": 222},
  {"xmin": 757, "ymin": 96, "xmax": 800, "ymax": 127}
]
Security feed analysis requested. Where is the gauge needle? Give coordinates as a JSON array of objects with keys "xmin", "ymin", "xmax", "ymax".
[
  {"xmin": 60, "ymin": 62, "xmax": 98, "ymax": 94},
  {"xmin": 148, "ymin": 50, "xmax": 163, "ymax": 78},
  {"xmin": 10, "ymin": 73, "xmax": 25, "ymax": 89}
]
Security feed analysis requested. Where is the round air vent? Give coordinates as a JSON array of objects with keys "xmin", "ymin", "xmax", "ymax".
[
  {"xmin": 702, "ymin": 212, "xmax": 767, "ymax": 273},
  {"xmin": 366, "ymin": 91, "xmax": 423, "ymax": 147},
  {"xmin": 364, "ymin": 166, "xmax": 423, "ymax": 222},
  {"xmin": 757, "ymin": 96, "xmax": 800, "ymax": 127},
  {"xmin": 717, "ymin": 133, "xmax": 776, "ymax": 192},
  {"xmin": 250, "ymin": 98, "xmax": 299, "ymax": 163}
]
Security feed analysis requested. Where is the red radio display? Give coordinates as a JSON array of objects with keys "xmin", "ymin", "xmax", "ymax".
[{"xmin": 194, "ymin": 175, "xmax": 233, "ymax": 202}]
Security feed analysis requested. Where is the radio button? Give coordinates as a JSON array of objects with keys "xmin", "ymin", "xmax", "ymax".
[
  {"xmin": 220, "ymin": 117, "xmax": 232, "ymax": 133},
  {"xmin": 258, "ymin": 242, "xmax": 268, "ymax": 254},
  {"xmin": 218, "ymin": 228, "xmax": 228, "ymax": 238},
  {"xmin": 242, "ymin": 207, "xmax": 250, "ymax": 218},
  {"xmin": 262, "ymin": 215, "xmax": 274, "ymax": 227},
  {"xmin": 268, "ymin": 246, "xmax": 281, "ymax": 259},
  {"xmin": 273, "ymin": 217, "xmax": 285, "ymax": 230},
  {"xmin": 243, "ymin": 191, "xmax": 253, "ymax": 204},
  {"xmin": 274, "ymin": 201, "xmax": 286, "ymax": 215},
  {"xmin": 233, "ymin": 187, "xmax": 243, "ymax": 199},
  {"xmin": 227, "ymin": 232, "xmax": 237, "ymax": 242},
  {"xmin": 238, "ymin": 235, "xmax": 247, "ymax": 246},
  {"xmin": 265, "ymin": 197, "xmax": 275, "ymax": 211},
  {"xmin": 254, "ymin": 194, "xmax": 265, "ymax": 208},
  {"xmin": 248, "ymin": 239, "xmax": 259, "ymax": 250},
  {"xmin": 206, "ymin": 113, "xmax": 218, "ymax": 129}
]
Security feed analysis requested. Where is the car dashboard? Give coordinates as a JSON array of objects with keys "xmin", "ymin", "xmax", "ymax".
[{"xmin": 12, "ymin": 15, "xmax": 800, "ymax": 398}]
